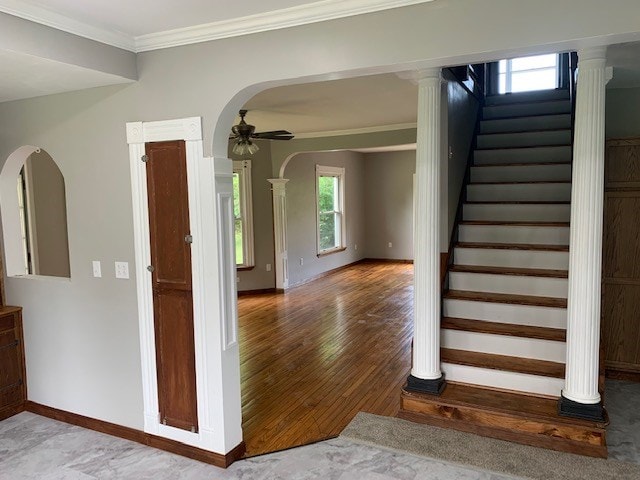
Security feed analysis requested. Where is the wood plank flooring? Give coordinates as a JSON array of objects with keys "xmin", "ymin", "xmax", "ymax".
[{"xmin": 237, "ymin": 261, "xmax": 414, "ymax": 457}]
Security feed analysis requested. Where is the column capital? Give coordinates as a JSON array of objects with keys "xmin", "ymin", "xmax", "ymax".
[
  {"xmin": 396, "ymin": 68, "xmax": 442, "ymax": 86},
  {"xmin": 577, "ymin": 46, "xmax": 607, "ymax": 62},
  {"xmin": 268, "ymin": 178, "xmax": 289, "ymax": 195}
]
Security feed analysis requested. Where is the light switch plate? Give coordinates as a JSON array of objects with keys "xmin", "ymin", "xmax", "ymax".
[
  {"xmin": 92, "ymin": 261, "xmax": 101, "ymax": 278},
  {"xmin": 115, "ymin": 261, "xmax": 129, "ymax": 279}
]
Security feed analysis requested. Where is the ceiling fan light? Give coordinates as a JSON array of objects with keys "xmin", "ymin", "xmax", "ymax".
[
  {"xmin": 247, "ymin": 142, "xmax": 259, "ymax": 155},
  {"xmin": 233, "ymin": 138, "xmax": 259, "ymax": 156}
]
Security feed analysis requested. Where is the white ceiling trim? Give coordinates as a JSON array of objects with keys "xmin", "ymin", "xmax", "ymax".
[
  {"xmin": 0, "ymin": 0, "xmax": 135, "ymax": 51},
  {"xmin": 135, "ymin": 0, "xmax": 435, "ymax": 52},
  {"xmin": 0, "ymin": 0, "xmax": 435, "ymax": 53},
  {"xmin": 294, "ymin": 122, "xmax": 417, "ymax": 139}
]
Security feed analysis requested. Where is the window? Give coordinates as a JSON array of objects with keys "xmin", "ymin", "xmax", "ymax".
[
  {"xmin": 498, "ymin": 54, "xmax": 559, "ymax": 94},
  {"xmin": 232, "ymin": 160, "xmax": 254, "ymax": 268},
  {"xmin": 316, "ymin": 165, "xmax": 345, "ymax": 255}
]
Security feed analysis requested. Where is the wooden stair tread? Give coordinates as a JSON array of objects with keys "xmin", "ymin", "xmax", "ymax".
[
  {"xmin": 441, "ymin": 348, "xmax": 565, "ymax": 378},
  {"xmin": 465, "ymin": 201, "xmax": 570, "ymax": 205},
  {"xmin": 460, "ymin": 221, "xmax": 569, "ymax": 227},
  {"xmin": 472, "ymin": 161, "xmax": 571, "ymax": 168},
  {"xmin": 469, "ymin": 180, "xmax": 571, "ymax": 185},
  {"xmin": 478, "ymin": 128, "xmax": 571, "ymax": 136},
  {"xmin": 444, "ymin": 290, "xmax": 567, "ymax": 308},
  {"xmin": 402, "ymin": 383, "xmax": 605, "ymax": 428},
  {"xmin": 449, "ymin": 265, "xmax": 568, "ymax": 278},
  {"xmin": 475, "ymin": 144, "xmax": 571, "ymax": 151},
  {"xmin": 456, "ymin": 242, "xmax": 569, "ymax": 252},
  {"xmin": 441, "ymin": 317, "xmax": 566, "ymax": 342}
]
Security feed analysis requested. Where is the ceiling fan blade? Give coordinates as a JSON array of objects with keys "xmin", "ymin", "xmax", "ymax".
[
  {"xmin": 254, "ymin": 135, "xmax": 294, "ymax": 141},
  {"xmin": 252, "ymin": 130, "xmax": 292, "ymax": 138}
]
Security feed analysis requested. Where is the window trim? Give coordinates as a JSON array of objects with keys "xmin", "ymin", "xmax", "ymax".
[
  {"xmin": 233, "ymin": 160, "xmax": 254, "ymax": 268},
  {"xmin": 315, "ymin": 165, "xmax": 346, "ymax": 256}
]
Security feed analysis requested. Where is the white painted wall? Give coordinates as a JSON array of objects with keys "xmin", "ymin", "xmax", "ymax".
[
  {"xmin": 364, "ymin": 150, "xmax": 415, "ymax": 260},
  {"xmin": 0, "ymin": 0, "xmax": 638, "ymax": 446}
]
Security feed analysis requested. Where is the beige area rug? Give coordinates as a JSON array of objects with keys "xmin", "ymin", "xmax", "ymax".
[{"xmin": 340, "ymin": 412, "xmax": 640, "ymax": 480}]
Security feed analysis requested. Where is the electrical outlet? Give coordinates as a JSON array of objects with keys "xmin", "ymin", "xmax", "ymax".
[
  {"xmin": 388, "ymin": 242, "xmax": 393, "ymax": 248},
  {"xmin": 266, "ymin": 264, "xmax": 272, "ymax": 272},
  {"xmin": 92, "ymin": 261, "xmax": 102, "ymax": 278},
  {"xmin": 115, "ymin": 261, "xmax": 129, "ymax": 279},
  {"xmin": 299, "ymin": 258, "xmax": 304, "ymax": 266}
]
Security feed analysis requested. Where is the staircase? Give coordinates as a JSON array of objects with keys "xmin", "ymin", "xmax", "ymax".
[{"xmin": 400, "ymin": 88, "xmax": 609, "ymax": 458}]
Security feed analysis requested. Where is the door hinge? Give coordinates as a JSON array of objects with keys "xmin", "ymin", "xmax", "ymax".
[
  {"xmin": 184, "ymin": 234, "xmax": 193, "ymax": 244},
  {"xmin": 141, "ymin": 154, "xmax": 149, "ymax": 163},
  {"xmin": 147, "ymin": 265, "xmax": 155, "ymax": 273}
]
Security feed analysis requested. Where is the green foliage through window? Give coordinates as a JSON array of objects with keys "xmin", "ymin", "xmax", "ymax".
[
  {"xmin": 318, "ymin": 175, "xmax": 340, "ymax": 251},
  {"xmin": 233, "ymin": 172, "xmax": 243, "ymax": 265}
]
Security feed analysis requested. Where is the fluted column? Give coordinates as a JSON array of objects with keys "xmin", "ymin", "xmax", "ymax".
[
  {"xmin": 559, "ymin": 47, "xmax": 612, "ymax": 421},
  {"xmin": 268, "ymin": 178, "xmax": 289, "ymax": 291},
  {"xmin": 406, "ymin": 68, "xmax": 445, "ymax": 395}
]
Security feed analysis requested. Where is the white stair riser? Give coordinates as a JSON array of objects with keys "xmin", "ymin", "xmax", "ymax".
[
  {"xmin": 477, "ymin": 130, "xmax": 570, "ymax": 149},
  {"xmin": 480, "ymin": 114, "xmax": 571, "ymax": 134},
  {"xmin": 467, "ymin": 183, "xmax": 571, "ymax": 202},
  {"xmin": 463, "ymin": 204, "xmax": 570, "ymax": 222},
  {"xmin": 484, "ymin": 90, "xmax": 570, "ymax": 106},
  {"xmin": 442, "ymin": 330, "xmax": 566, "ymax": 363},
  {"xmin": 459, "ymin": 225, "xmax": 570, "ymax": 245},
  {"xmin": 474, "ymin": 146, "xmax": 571, "ymax": 165},
  {"xmin": 449, "ymin": 272, "xmax": 568, "ymax": 298},
  {"xmin": 443, "ymin": 299, "xmax": 566, "ymax": 329},
  {"xmin": 483, "ymin": 101, "xmax": 571, "ymax": 119},
  {"xmin": 454, "ymin": 247, "xmax": 569, "ymax": 270},
  {"xmin": 441, "ymin": 363, "xmax": 563, "ymax": 397},
  {"xmin": 470, "ymin": 164, "xmax": 571, "ymax": 183}
]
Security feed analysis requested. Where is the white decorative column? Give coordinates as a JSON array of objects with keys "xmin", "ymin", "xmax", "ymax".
[
  {"xmin": 268, "ymin": 178, "xmax": 289, "ymax": 291},
  {"xmin": 406, "ymin": 68, "xmax": 446, "ymax": 395},
  {"xmin": 560, "ymin": 47, "xmax": 612, "ymax": 421}
]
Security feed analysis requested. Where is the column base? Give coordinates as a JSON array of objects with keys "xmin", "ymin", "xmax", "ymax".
[
  {"xmin": 406, "ymin": 373, "xmax": 446, "ymax": 395},
  {"xmin": 558, "ymin": 394, "xmax": 605, "ymax": 422}
]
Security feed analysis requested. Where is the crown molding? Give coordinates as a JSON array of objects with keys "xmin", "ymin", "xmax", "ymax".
[
  {"xmin": 0, "ymin": 0, "xmax": 135, "ymax": 51},
  {"xmin": 0, "ymin": 0, "xmax": 435, "ymax": 53},
  {"xmin": 135, "ymin": 0, "xmax": 435, "ymax": 52},
  {"xmin": 294, "ymin": 122, "xmax": 417, "ymax": 139}
]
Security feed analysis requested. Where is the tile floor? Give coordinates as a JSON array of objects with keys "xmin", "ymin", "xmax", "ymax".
[{"xmin": 0, "ymin": 379, "xmax": 638, "ymax": 479}]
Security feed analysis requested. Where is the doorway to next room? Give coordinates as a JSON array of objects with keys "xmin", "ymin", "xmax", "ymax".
[{"xmin": 238, "ymin": 261, "xmax": 413, "ymax": 457}]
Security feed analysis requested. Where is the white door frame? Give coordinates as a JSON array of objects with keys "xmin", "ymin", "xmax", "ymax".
[{"xmin": 126, "ymin": 117, "xmax": 242, "ymax": 454}]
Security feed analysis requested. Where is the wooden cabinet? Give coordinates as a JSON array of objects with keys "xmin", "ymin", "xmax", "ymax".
[
  {"xmin": 602, "ymin": 138, "xmax": 640, "ymax": 378},
  {"xmin": 0, "ymin": 306, "xmax": 26, "ymax": 420}
]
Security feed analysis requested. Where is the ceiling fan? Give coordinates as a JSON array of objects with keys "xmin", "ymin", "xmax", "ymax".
[{"xmin": 230, "ymin": 109, "xmax": 294, "ymax": 155}]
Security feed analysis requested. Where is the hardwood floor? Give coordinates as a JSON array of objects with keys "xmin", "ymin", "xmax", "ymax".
[{"xmin": 237, "ymin": 261, "xmax": 413, "ymax": 457}]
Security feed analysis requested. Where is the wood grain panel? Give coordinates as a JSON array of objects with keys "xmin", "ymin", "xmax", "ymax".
[
  {"xmin": 602, "ymin": 283, "xmax": 640, "ymax": 369},
  {"xmin": 399, "ymin": 384, "xmax": 608, "ymax": 458},
  {"xmin": 603, "ymin": 192, "xmax": 640, "ymax": 279},
  {"xmin": 238, "ymin": 262, "xmax": 413, "ymax": 457},
  {"xmin": 145, "ymin": 141, "xmax": 198, "ymax": 433},
  {"xmin": 605, "ymin": 141, "xmax": 640, "ymax": 188}
]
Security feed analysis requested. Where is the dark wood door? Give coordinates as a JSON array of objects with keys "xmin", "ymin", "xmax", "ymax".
[
  {"xmin": 146, "ymin": 140, "xmax": 198, "ymax": 433},
  {"xmin": 602, "ymin": 138, "xmax": 640, "ymax": 378}
]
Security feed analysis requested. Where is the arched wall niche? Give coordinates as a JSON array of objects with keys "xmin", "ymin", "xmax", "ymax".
[{"xmin": 0, "ymin": 145, "xmax": 71, "ymax": 279}]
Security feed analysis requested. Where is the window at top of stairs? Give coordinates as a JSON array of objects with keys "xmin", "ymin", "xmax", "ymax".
[{"xmin": 498, "ymin": 54, "xmax": 559, "ymax": 94}]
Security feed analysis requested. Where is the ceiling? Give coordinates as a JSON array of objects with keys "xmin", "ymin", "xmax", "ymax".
[
  {"xmin": 1, "ymin": 2, "xmax": 640, "ymax": 137},
  {"xmin": 0, "ymin": 50, "xmax": 130, "ymax": 103}
]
